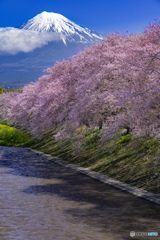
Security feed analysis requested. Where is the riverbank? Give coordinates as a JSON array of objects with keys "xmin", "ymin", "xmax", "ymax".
[
  {"xmin": 0, "ymin": 124, "xmax": 160, "ymax": 196},
  {"xmin": 28, "ymin": 147, "xmax": 160, "ymax": 205},
  {"xmin": 25, "ymin": 127, "xmax": 160, "ymax": 195}
]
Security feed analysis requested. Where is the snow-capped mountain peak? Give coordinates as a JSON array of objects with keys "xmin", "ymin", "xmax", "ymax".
[
  {"xmin": 0, "ymin": 12, "xmax": 103, "ymax": 88},
  {"xmin": 18, "ymin": 11, "xmax": 102, "ymax": 44}
]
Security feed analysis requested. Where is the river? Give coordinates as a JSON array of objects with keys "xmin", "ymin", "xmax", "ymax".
[{"xmin": 0, "ymin": 146, "xmax": 160, "ymax": 240}]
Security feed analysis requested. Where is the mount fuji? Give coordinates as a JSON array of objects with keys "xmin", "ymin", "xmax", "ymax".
[
  {"xmin": 18, "ymin": 11, "xmax": 101, "ymax": 44},
  {"xmin": 0, "ymin": 11, "xmax": 102, "ymax": 88}
]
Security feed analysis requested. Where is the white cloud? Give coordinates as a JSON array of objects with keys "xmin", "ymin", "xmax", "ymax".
[{"xmin": 0, "ymin": 27, "xmax": 60, "ymax": 55}]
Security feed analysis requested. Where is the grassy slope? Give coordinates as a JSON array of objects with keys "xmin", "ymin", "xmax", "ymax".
[{"xmin": 25, "ymin": 127, "xmax": 160, "ymax": 195}]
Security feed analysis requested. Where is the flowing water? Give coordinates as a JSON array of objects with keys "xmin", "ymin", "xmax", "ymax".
[{"xmin": 0, "ymin": 146, "xmax": 160, "ymax": 240}]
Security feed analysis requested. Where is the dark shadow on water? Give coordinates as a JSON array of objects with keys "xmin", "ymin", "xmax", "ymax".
[
  {"xmin": 22, "ymin": 182, "xmax": 160, "ymax": 240},
  {"xmin": 0, "ymin": 146, "xmax": 160, "ymax": 239}
]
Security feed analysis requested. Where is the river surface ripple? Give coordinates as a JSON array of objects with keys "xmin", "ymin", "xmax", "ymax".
[{"xmin": 0, "ymin": 146, "xmax": 160, "ymax": 240}]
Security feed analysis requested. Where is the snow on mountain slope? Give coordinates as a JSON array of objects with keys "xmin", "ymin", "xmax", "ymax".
[{"xmin": 18, "ymin": 11, "xmax": 102, "ymax": 44}]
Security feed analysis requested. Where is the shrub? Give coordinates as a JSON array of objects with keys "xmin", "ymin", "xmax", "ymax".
[{"xmin": 0, "ymin": 124, "xmax": 29, "ymax": 146}]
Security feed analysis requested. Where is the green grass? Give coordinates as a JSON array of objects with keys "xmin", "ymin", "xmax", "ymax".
[{"xmin": 0, "ymin": 124, "xmax": 29, "ymax": 146}]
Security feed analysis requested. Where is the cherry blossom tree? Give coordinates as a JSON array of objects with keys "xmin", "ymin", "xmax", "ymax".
[{"xmin": 2, "ymin": 19, "xmax": 160, "ymax": 141}]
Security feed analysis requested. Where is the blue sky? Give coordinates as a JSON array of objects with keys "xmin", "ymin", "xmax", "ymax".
[{"xmin": 0, "ymin": 0, "xmax": 160, "ymax": 34}]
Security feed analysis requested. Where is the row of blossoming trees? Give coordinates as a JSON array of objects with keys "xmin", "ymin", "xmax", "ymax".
[{"xmin": 1, "ymin": 20, "xmax": 160, "ymax": 141}]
